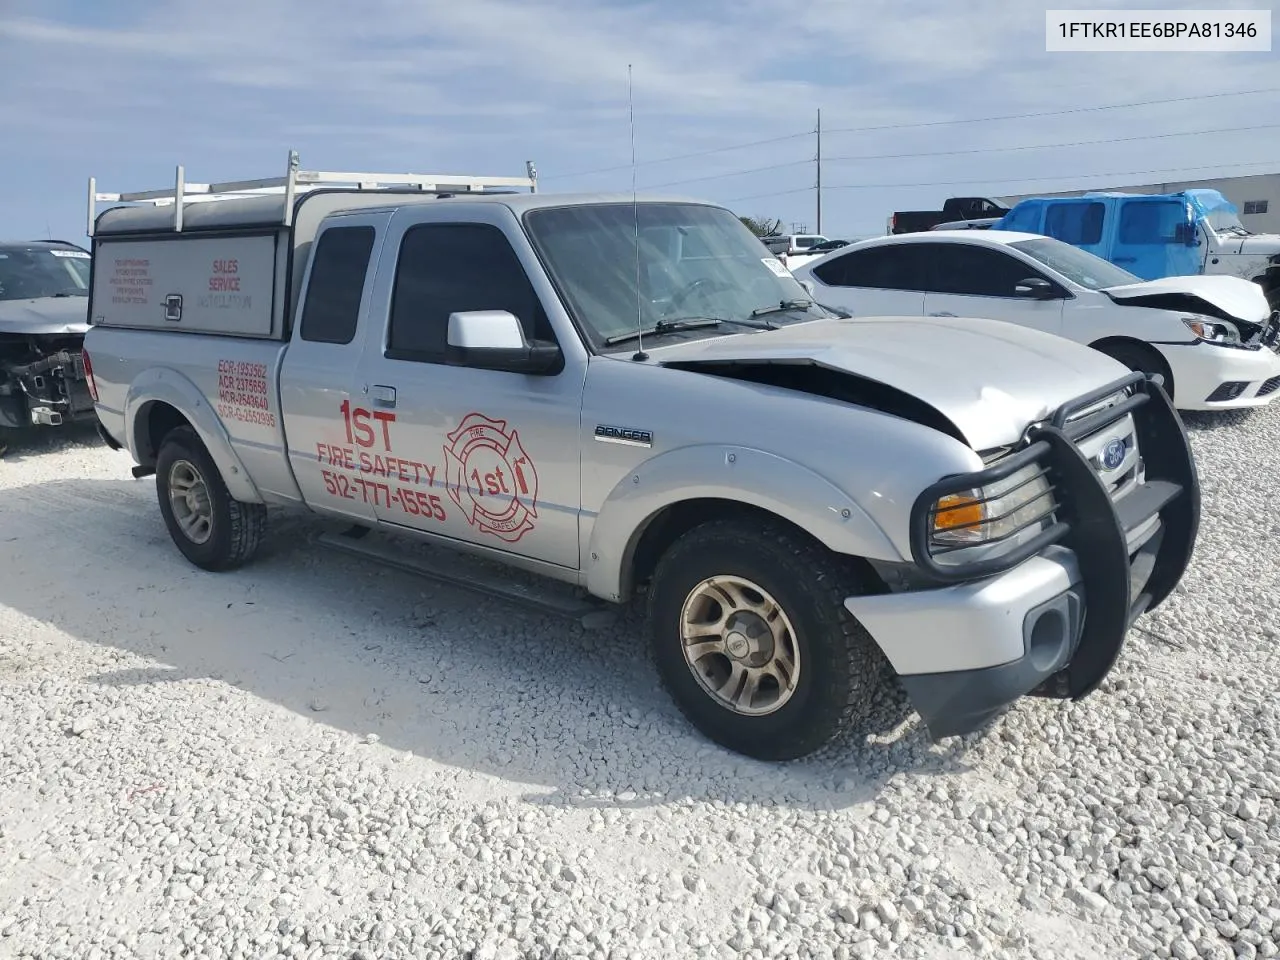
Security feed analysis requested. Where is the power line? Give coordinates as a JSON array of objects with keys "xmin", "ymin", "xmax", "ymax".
[
  {"xmin": 822, "ymin": 120, "xmax": 1280, "ymax": 165},
  {"xmin": 820, "ymin": 85, "xmax": 1280, "ymax": 135},
  {"xmin": 643, "ymin": 160, "xmax": 810, "ymax": 190},
  {"xmin": 722, "ymin": 158, "xmax": 1280, "ymax": 204},
  {"xmin": 542, "ymin": 85, "xmax": 1280, "ymax": 183},
  {"xmin": 539, "ymin": 130, "xmax": 811, "ymax": 181},
  {"xmin": 641, "ymin": 119, "xmax": 1280, "ymax": 191}
]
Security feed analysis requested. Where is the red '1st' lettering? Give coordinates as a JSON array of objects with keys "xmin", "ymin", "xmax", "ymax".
[{"xmin": 340, "ymin": 399, "xmax": 396, "ymax": 450}]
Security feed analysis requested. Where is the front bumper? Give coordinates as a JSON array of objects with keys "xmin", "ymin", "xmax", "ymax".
[
  {"xmin": 848, "ymin": 372, "xmax": 1200, "ymax": 739},
  {"xmin": 0, "ymin": 349, "xmax": 95, "ymax": 429},
  {"xmin": 1159, "ymin": 335, "xmax": 1280, "ymax": 410}
]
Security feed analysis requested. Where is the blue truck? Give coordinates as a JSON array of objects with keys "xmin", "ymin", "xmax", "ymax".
[{"xmin": 992, "ymin": 189, "xmax": 1280, "ymax": 307}]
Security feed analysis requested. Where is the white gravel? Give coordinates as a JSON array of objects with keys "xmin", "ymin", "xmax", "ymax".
[{"xmin": 1, "ymin": 410, "xmax": 1278, "ymax": 960}]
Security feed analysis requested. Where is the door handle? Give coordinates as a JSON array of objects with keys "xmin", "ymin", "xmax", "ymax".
[
  {"xmin": 370, "ymin": 384, "xmax": 397, "ymax": 408},
  {"xmin": 929, "ymin": 311, "xmax": 957, "ymax": 317}
]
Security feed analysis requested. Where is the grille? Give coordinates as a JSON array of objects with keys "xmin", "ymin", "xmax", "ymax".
[
  {"xmin": 1258, "ymin": 375, "xmax": 1280, "ymax": 398},
  {"xmin": 1063, "ymin": 390, "xmax": 1140, "ymax": 503}
]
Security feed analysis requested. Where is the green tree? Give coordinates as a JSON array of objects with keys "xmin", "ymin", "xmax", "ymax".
[{"xmin": 739, "ymin": 215, "xmax": 783, "ymax": 238}]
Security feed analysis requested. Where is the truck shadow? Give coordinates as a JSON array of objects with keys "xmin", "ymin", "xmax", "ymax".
[
  {"xmin": 0, "ymin": 476, "xmax": 986, "ymax": 812},
  {"xmin": 0, "ymin": 422, "xmax": 102, "ymax": 461}
]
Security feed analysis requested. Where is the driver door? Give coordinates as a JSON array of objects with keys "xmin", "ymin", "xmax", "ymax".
[
  {"xmin": 919, "ymin": 242, "xmax": 1066, "ymax": 336},
  {"xmin": 1113, "ymin": 198, "xmax": 1201, "ymax": 281},
  {"xmin": 352, "ymin": 206, "xmax": 587, "ymax": 570}
]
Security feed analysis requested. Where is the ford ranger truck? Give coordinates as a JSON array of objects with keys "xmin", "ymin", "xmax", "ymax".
[{"xmin": 82, "ymin": 161, "xmax": 1201, "ymax": 761}]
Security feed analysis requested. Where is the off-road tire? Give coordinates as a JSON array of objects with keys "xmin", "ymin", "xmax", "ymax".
[
  {"xmin": 647, "ymin": 518, "xmax": 887, "ymax": 761},
  {"xmin": 155, "ymin": 426, "xmax": 266, "ymax": 571},
  {"xmin": 1096, "ymin": 341, "xmax": 1175, "ymax": 402}
]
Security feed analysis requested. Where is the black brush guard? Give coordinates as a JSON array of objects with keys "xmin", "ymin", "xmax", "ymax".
[{"xmin": 908, "ymin": 371, "xmax": 1200, "ymax": 700}]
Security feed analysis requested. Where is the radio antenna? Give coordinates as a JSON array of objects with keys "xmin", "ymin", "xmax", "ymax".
[{"xmin": 627, "ymin": 64, "xmax": 647, "ymax": 362}]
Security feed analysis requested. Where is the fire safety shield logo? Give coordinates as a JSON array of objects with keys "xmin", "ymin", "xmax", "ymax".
[{"xmin": 443, "ymin": 413, "xmax": 539, "ymax": 542}]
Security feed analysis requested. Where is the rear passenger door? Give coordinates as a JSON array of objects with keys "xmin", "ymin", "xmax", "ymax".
[
  {"xmin": 353, "ymin": 204, "xmax": 587, "ymax": 570},
  {"xmin": 920, "ymin": 241, "xmax": 1067, "ymax": 337},
  {"xmin": 279, "ymin": 215, "xmax": 384, "ymax": 523},
  {"xmin": 806, "ymin": 244, "xmax": 930, "ymax": 316}
]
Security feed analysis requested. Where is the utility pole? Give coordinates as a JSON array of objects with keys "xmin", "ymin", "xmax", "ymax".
[{"xmin": 815, "ymin": 108, "xmax": 823, "ymax": 236}]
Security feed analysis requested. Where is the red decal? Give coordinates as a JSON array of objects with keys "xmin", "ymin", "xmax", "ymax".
[
  {"xmin": 215, "ymin": 359, "xmax": 275, "ymax": 428},
  {"xmin": 443, "ymin": 413, "xmax": 539, "ymax": 543}
]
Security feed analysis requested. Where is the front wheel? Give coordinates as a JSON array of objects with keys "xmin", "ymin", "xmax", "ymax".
[
  {"xmin": 155, "ymin": 426, "xmax": 266, "ymax": 571},
  {"xmin": 1095, "ymin": 341, "xmax": 1175, "ymax": 401},
  {"xmin": 647, "ymin": 518, "xmax": 887, "ymax": 761}
]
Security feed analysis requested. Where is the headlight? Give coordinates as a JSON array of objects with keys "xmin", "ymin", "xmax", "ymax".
[
  {"xmin": 929, "ymin": 464, "xmax": 1055, "ymax": 556},
  {"xmin": 1183, "ymin": 316, "xmax": 1240, "ymax": 343}
]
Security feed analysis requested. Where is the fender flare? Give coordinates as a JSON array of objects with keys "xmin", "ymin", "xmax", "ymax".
[
  {"xmin": 124, "ymin": 367, "xmax": 264, "ymax": 504},
  {"xmin": 585, "ymin": 444, "xmax": 902, "ymax": 601}
]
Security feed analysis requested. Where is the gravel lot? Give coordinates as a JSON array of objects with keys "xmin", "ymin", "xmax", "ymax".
[{"xmin": 1, "ymin": 408, "xmax": 1278, "ymax": 960}]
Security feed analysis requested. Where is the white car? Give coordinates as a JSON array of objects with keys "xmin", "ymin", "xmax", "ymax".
[{"xmin": 791, "ymin": 230, "xmax": 1280, "ymax": 411}]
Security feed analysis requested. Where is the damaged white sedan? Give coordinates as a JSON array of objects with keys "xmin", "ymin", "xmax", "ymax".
[
  {"xmin": 793, "ymin": 231, "xmax": 1280, "ymax": 411},
  {"xmin": 0, "ymin": 241, "xmax": 96, "ymax": 453}
]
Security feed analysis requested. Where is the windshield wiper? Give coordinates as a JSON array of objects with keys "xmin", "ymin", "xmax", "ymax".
[
  {"xmin": 604, "ymin": 316, "xmax": 724, "ymax": 346},
  {"xmin": 604, "ymin": 315, "xmax": 783, "ymax": 346},
  {"xmin": 750, "ymin": 298, "xmax": 814, "ymax": 319}
]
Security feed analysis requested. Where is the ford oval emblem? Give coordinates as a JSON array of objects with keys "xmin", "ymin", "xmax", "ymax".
[{"xmin": 1100, "ymin": 438, "xmax": 1127, "ymax": 471}]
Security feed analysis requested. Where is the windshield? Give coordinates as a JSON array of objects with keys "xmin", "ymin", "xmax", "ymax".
[
  {"xmin": 1203, "ymin": 208, "xmax": 1250, "ymax": 236},
  {"xmin": 0, "ymin": 246, "xmax": 91, "ymax": 301},
  {"xmin": 1008, "ymin": 236, "xmax": 1141, "ymax": 290},
  {"xmin": 523, "ymin": 202, "xmax": 823, "ymax": 349}
]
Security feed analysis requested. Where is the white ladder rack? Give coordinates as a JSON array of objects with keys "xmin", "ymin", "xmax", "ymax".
[{"xmin": 88, "ymin": 150, "xmax": 538, "ymax": 235}]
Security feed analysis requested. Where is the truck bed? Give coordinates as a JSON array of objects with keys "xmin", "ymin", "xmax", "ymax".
[{"xmin": 89, "ymin": 325, "xmax": 299, "ymax": 504}]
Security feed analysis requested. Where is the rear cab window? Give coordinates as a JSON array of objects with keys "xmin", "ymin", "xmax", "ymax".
[{"xmin": 298, "ymin": 226, "xmax": 377, "ymax": 345}]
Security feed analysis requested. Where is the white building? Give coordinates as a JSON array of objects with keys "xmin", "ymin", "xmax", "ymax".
[{"xmin": 998, "ymin": 171, "xmax": 1280, "ymax": 235}]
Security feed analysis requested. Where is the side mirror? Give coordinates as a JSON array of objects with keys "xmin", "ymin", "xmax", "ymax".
[
  {"xmin": 1014, "ymin": 277, "xmax": 1057, "ymax": 299},
  {"xmin": 445, "ymin": 310, "xmax": 563, "ymax": 375},
  {"xmin": 1174, "ymin": 221, "xmax": 1199, "ymax": 246}
]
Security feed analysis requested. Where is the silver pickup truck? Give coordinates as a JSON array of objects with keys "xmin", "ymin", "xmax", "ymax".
[{"xmin": 83, "ymin": 158, "xmax": 1201, "ymax": 761}]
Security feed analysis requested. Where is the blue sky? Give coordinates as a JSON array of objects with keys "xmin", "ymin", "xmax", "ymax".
[{"xmin": 1, "ymin": 0, "xmax": 1277, "ymax": 242}]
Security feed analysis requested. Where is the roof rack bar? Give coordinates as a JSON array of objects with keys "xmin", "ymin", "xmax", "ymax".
[
  {"xmin": 174, "ymin": 165, "xmax": 185, "ymax": 233},
  {"xmin": 283, "ymin": 150, "xmax": 299, "ymax": 227},
  {"xmin": 87, "ymin": 150, "xmax": 539, "ymax": 233}
]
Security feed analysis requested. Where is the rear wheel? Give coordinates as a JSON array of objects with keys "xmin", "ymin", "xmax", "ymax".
[
  {"xmin": 647, "ymin": 518, "xmax": 887, "ymax": 761},
  {"xmin": 1095, "ymin": 341, "xmax": 1175, "ymax": 401},
  {"xmin": 155, "ymin": 426, "xmax": 266, "ymax": 571}
]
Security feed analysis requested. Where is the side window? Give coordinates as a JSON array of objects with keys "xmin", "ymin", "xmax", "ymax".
[
  {"xmin": 812, "ymin": 245, "xmax": 926, "ymax": 290},
  {"xmin": 1001, "ymin": 203, "xmax": 1042, "ymax": 233},
  {"xmin": 922, "ymin": 244, "xmax": 1048, "ymax": 297},
  {"xmin": 298, "ymin": 226, "xmax": 376, "ymax": 344},
  {"xmin": 387, "ymin": 223, "xmax": 553, "ymax": 362},
  {"xmin": 1118, "ymin": 200, "xmax": 1186, "ymax": 244},
  {"xmin": 1043, "ymin": 202, "xmax": 1104, "ymax": 245}
]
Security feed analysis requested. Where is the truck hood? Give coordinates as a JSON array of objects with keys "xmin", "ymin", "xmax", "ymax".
[
  {"xmin": 649, "ymin": 315, "xmax": 1129, "ymax": 450},
  {"xmin": 1102, "ymin": 274, "xmax": 1271, "ymax": 326},
  {"xmin": 0, "ymin": 296, "xmax": 91, "ymax": 336},
  {"xmin": 1217, "ymin": 234, "xmax": 1280, "ymax": 257}
]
